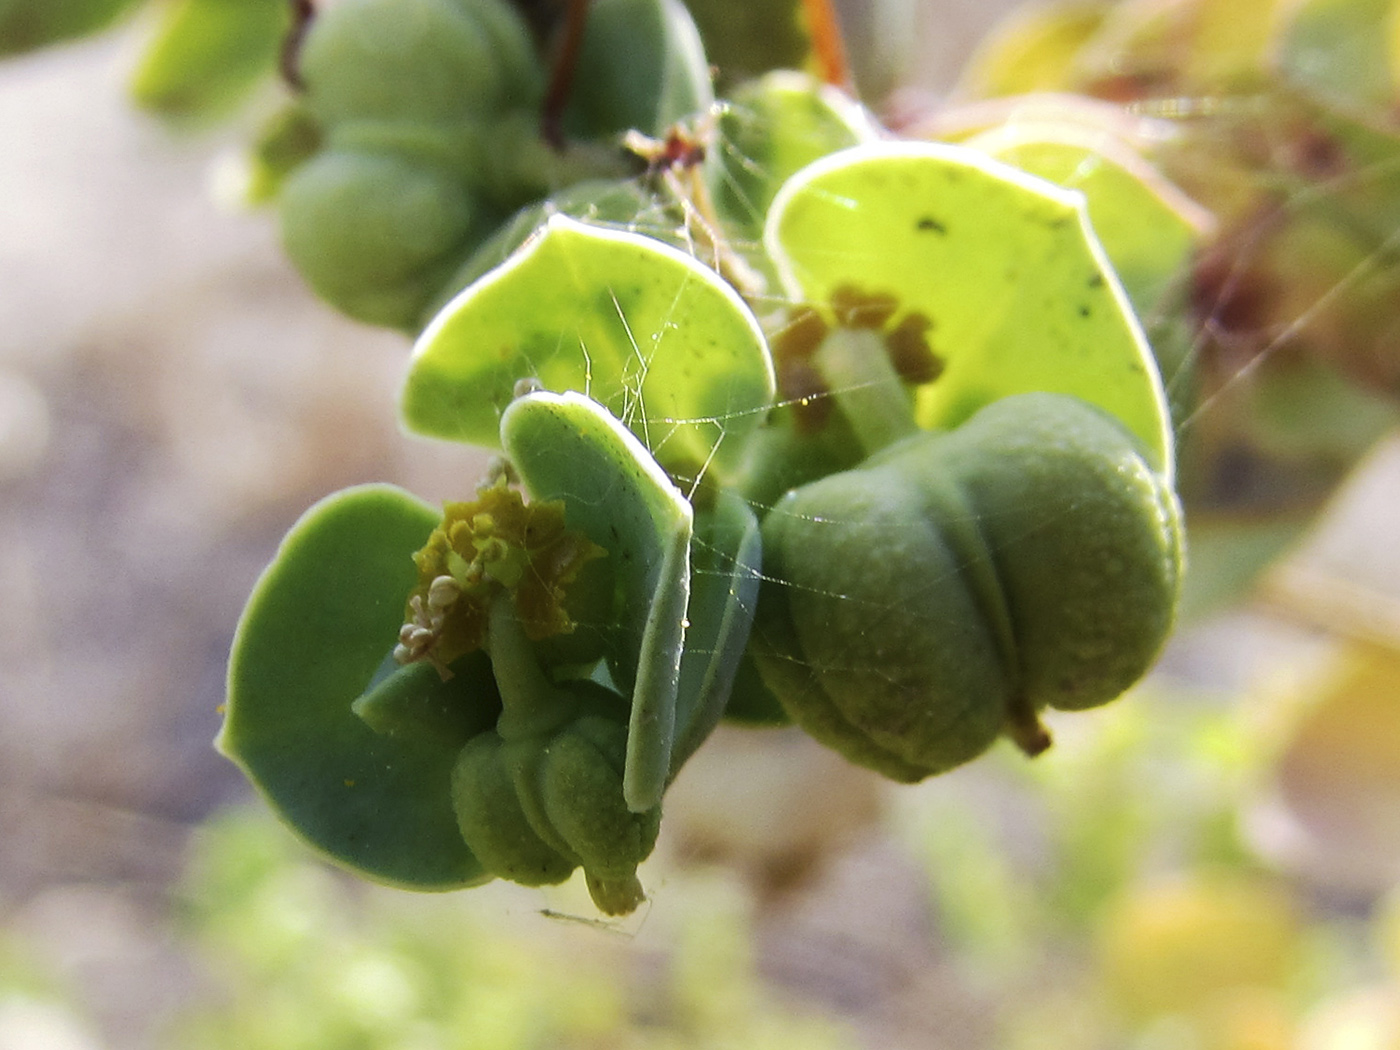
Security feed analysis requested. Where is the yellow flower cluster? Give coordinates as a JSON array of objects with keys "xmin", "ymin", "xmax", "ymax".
[{"xmin": 395, "ymin": 479, "xmax": 605, "ymax": 672}]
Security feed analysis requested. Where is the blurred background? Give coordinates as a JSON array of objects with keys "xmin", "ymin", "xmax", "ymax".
[{"xmin": 8, "ymin": 1, "xmax": 1400, "ymax": 1048}]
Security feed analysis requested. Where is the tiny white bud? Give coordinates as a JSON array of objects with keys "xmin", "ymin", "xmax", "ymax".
[{"xmin": 428, "ymin": 575, "xmax": 460, "ymax": 609}]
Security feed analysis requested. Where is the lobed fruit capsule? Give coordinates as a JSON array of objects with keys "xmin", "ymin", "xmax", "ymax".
[
  {"xmin": 752, "ymin": 391, "xmax": 1184, "ymax": 781},
  {"xmin": 451, "ymin": 688, "xmax": 662, "ymax": 915}
]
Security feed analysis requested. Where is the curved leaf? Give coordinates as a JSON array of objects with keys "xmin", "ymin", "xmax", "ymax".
[
  {"xmin": 0, "ymin": 0, "xmax": 140, "ymax": 56},
  {"xmin": 131, "ymin": 0, "xmax": 288, "ymax": 121},
  {"xmin": 958, "ymin": 0, "xmax": 1111, "ymax": 97},
  {"xmin": 221, "ymin": 485, "xmax": 489, "ymax": 890},
  {"xmin": 405, "ymin": 215, "xmax": 775, "ymax": 477},
  {"xmin": 500, "ymin": 391, "xmax": 693, "ymax": 812},
  {"xmin": 670, "ymin": 488, "xmax": 762, "ymax": 773},
  {"xmin": 563, "ymin": 0, "xmax": 713, "ymax": 139},
  {"xmin": 965, "ymin": 126, "xmax": 1212, "ymax": 314},
  {"xmin": 765, "ymin": 141, "xmax": 1174, "ymax": 476},
  {"xmin": 710, "ymin": 70, "xmax": 877, "ymax": 238}
]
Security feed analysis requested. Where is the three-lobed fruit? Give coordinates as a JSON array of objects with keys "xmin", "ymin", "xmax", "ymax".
[
  {"xmin": 450, "ymin": 683, "xmax": 661, "ymax": 915},
  {"xmin": 276, "ymin": 0, "xmax": 714, "ymax": 331},
  {"xmin": 752, "ymin": 391, "xmax": 1184, "ymax": 781}
]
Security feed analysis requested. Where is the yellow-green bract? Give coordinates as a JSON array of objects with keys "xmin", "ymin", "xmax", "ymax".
[
  {"xmin": 130, "ymin": 0, "xmax": 288, "ymax": 121},
  {"xmin": 765, "ymin": 140, "xmax": 1175, "ymax": 478},
  {"xmin": 405, "ymin": 216, "xmax": 776, "ymax": 479},
  {"xmin": 0, "ymin": 0, "xmax": 139, "ymax": 55}
]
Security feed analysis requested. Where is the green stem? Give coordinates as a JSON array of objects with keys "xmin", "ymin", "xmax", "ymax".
[
  {"xmin": 488, "ymin": 596, "xmax": 574, "ymax": 741},
  {"xmin": 814, "ymin": 328, "xmax": 919, "ymax": 456}
]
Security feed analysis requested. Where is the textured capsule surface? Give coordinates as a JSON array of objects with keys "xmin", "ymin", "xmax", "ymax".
[{"xmin": 754, "ymin": 391, "xmax": 1183, "ymax": 780}]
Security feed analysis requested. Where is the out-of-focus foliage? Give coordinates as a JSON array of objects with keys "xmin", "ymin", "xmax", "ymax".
[
  {"xmin": 894, "ymin": 653, "xmax": 1400, "ymax": 1050},
  {"xmin": 165, "ymin": 806, "xmax": 858, "ymax": 1050},
  {"xmin": 0, "ymin": 0, "xmax": 140, "ymax": 56},
  {"xmin": 944, "ymin": 0, "xmax": 1400, "ymax": 614}
]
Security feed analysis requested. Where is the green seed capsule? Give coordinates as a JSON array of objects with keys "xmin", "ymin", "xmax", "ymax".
[
  {"xmin": 449, "ymin": 678, "xmax": 661, "ymax": 915},
  {"xmin": 753, "ymin": 391, "xmax": 1183, "ymax": 781},
  {"xmin": 280, "ymin": 150, "xmax": 483, "ymax": 329},
  {"xmin": 535, "ymin": 714, "xmax": 661, "ymax": 915},
  {"xmin": 451, "ymin": 732, "xmax": 577, "ymax": 886},
  {"xmin": 298, "ymin": 0, "xmax": 542, "ymax": 127}
]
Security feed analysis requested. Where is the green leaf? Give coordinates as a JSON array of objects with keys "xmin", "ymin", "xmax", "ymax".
[
  {"xmin": 685, "ymin": 0, "xmax": 809, "ymax": 82},
  {"xmin": 765, "ymin": 141, "xmax": 1174, "ymax": 476},
  {"xmin": 563, "ymin": 0, "xmax": 713, "ymax": 139},
  {"xmin": 670, "ymin": 489, "xmax": 762, "ymax": 773},
  {"xmin": 422, "ymin": 177, "xmax": 674, "ymax": 322},
  {"xmin": 965, "ymin": 127, "xmax": 1211, "ymax": 315},
  {"xmin": 130, "ymin": 0, "xmax": 288, "ymax": 121},
  {"xmin": 221, "ymin": 485, "xmax": 489, "ymax": 890},
  {"xmin": 242, "ymin": 103, "xmax": 323, "ymax": 206},
  {"xmin": 0, "ymin": 0, "xmax": 140, "ymax": 56},
  {"xmin": 500, "ymin": 391, "xmax": 693, "ymax": 812},
  {"xmin": 352, "ymin": 653, "xmax": 500, "ymax": 746},
  {"xmin": 710, "ymin": 71, "xmax": 877, "ymax": 239},
  {"xmin": 1277, "ymin": 0, "xmax": 1398, "ymax": 112},
  {"xmin": 405, "ymin": 215, "xmax": 775, "ymax": 477},
  {"xmin": 957, "ymin": 0, "xmax": 1111, "ymax": 97}
]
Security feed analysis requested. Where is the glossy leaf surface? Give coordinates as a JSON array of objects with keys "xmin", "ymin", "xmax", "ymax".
[
  {"xmin": 711, "ymin": 70, "xmax": 876, "ymax": 238},
  {"xmin": 563, "ymin": 0, "xmax": 713, "ymax": 138},
  {"xmin": 221, "ymin": 485, "xmax": 488, "ymax": 889}
]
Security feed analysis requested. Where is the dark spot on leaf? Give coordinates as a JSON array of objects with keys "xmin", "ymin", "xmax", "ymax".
[
  {"xmin": 1079, "ymin": 304, "xmax": 1092, "ymax": 318},
  {"xmin": 830, "ymin": 285, "xmax": 899, "ymax": 329},
  {"xmin": 916, "ymin": 216, "xmax": 946, "ymax": 234},
  {"xmin": 885, "ymin": 312, "xmax": 943, "ymax": 384},
  {"xmin": 772, "ymin": 307, "xmax": 828, "ymax": 362},
  {"xmin": 1088, "ymin": 274, "xmax": 1104, "ymax": 288}
]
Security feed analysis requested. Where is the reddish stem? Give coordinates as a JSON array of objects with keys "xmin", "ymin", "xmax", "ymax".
[
  {"xmin": 541, "ymin": 0, "xmax": 593, "ymax": 150},
  {"xmin": 280, "ymin": 0, "xmax": 316, "ymax": 91},
  {"xmin": 801, "ymin": 0, "xmax": 852, "ymax": 91}
]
